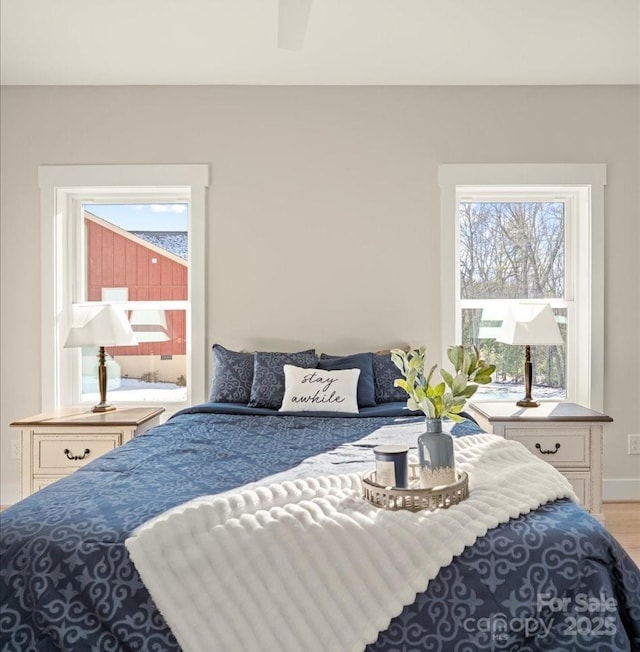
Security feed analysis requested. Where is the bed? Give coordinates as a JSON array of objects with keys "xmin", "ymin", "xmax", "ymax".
[{"xmin": 2, "ymin": 348, "xmax": 640, "ymax": 652}]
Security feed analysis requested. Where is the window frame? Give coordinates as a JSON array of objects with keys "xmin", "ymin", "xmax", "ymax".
[
  {"xmin": 38, "ymin": 164, "xmax": 209, "ymax": 413},
  {"xmin": 438, "ymin": 163, "xmax": 606, "ymax": 410}
]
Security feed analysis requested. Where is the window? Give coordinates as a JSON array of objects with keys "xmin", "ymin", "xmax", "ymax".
[
  {"xmin": 459, "ymin": 194, "xmax": 569, "ymax": 400},
  {"xmin": 79, "ymin": 202, "xmax": 189, "ymax": 403},
  {"xmin": 439, "ymin": 164, "xmax": 606, "ymax": 409},
  {"xmin": 39, "ymin": 165, "xmax": 209, "ymax": 412}
]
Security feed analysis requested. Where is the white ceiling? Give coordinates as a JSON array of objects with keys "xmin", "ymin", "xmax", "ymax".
[{"xmin": 2, "ymin": 0, "xmax": 639, "ymax": 86}]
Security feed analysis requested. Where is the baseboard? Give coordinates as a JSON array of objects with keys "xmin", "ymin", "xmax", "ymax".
[{"xmin": 603, "ymin": 478, "xmax": 640, "ymax": 502}]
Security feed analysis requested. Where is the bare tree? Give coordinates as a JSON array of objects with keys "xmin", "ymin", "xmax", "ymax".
[{"xmin": 460, "ymin": 201, "xmax": 566, "ymax": 389}]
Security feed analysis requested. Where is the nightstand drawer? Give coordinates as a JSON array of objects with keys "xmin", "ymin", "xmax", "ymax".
[
  {"xmin": 563, "ymin": 472, "xmax": 592, "ymax": 511},
  {"xmin": 32, "ymin": 477, "xmax": 62, "ymax": 492},
  {"xmin": 506, "ymin": 428, "xmax": 590, "ymax": 467},
  {"xmin": 33, "ymin": 433, "xmax": 121, "ymax": 474}
]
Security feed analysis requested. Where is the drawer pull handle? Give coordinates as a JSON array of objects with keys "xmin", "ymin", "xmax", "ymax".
[
  {"xmin": 535, "ymin": 442, "xmax": 560, "ymax": 455},
  {"xmin": 63, "ymin": 448, "xmax": 91, "ymax": 461}
]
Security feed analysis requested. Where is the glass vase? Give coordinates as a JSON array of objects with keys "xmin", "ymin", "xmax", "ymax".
[{"xmin": 417, "ymin": 418, "xmax": 456, "ymax": 489}]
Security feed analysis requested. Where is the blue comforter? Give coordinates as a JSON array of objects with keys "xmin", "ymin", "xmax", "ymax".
[{"xmin": 1, "ymin": 404, "xmax": 639, "ymax": 651}]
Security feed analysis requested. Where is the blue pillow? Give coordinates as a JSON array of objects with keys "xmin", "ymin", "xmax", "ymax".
[
  {"xmin": 318, "ymin": 352, "xmax": 376, "ymax": 407},
  {"xmin": 372, "ymin": 352, "xmax": 407, "ymax": 403},
  {"xmin": 248, "ymin": 350, "xmax": 318, "ymax": 409},
  {"xmin": 208, "ymin": 345, "xmax": 254, "ymax": 403}
]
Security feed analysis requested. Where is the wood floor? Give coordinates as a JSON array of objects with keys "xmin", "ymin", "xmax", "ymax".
[{"xmin": 603, "ymin": 502, "xmax": 640, "ymax": 567}]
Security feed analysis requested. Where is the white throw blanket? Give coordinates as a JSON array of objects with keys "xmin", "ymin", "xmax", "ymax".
[{"xmin": 125, "ymin": 434, "xmax": 576, "ymax": 652}]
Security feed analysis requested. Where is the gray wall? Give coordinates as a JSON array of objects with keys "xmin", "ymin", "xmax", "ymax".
[{"xmin": 1, "ymin": 85, "xmax": 638, "ymax": 504}]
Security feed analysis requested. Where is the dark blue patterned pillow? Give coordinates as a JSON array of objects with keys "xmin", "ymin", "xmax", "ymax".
[
  {"xmin": 248, "ymin": 350, "xmax": 317, "ymax": 409},
  {"xmin": 318, "ymin": 352, "xmax": 376, "ymax": 407},
  {"xmin": 208, "ymin": 345, "xmax": 254, "ymax": 403},
  {"xmin": 372, "ymin": 352, "xmax": 407, "ymax": 403}
]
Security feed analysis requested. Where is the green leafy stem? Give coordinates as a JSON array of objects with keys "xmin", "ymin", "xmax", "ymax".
[{"xmin": 390, "ymin": 345, "xmax": 496, "ymax": 422}]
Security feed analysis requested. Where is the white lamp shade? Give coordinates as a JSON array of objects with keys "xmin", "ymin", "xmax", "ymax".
[
  {"xmin": 129, "ymin": 309, "xmax": 170, "ymax": 343},
  {"xmin": 496, "ymin": 303, "xmax": 564, "ymax": 346},
  {"xmin": 64, "ymin": 304, "xmax": 138, "ymax": 348}
]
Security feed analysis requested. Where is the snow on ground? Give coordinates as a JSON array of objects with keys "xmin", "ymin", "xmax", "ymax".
[
  {"xmin": 84, "ymin": 380, "xmax": 564, "ymax": 405},
  {"xmin": 83, "ymin": 378, "xmax": 187, "ymax": 402},
  {"xmin": 476, "ymin": 382, "xmax": 565, "ymax": 402}
]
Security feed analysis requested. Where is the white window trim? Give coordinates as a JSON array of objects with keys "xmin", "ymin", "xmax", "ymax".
[
  {"xmin": 38, "ymin": 164, "xmax": 209, "ymax": 412},
  {"xmin": 438, "ymin": 163, "xmax": 606, "ymax": 410}
]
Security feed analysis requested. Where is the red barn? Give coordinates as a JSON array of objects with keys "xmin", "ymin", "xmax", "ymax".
[{"xmin": 84, "ymin": 211, "xmax": 188, "ymax": 381}]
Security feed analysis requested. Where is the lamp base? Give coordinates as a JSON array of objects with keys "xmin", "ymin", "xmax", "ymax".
[
  {"xmin": 516, "ymin": 398, "xmax": 540, "ymax": 408},
  {"xmin": 92, "ymin": 403, "xmax": 116, "ymax": 413}
]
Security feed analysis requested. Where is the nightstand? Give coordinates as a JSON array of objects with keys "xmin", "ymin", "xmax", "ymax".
[
  {"xmin": 11, "ymin": 407, "xmax": 164, "ymax": 498},
  {"xmin": 467, "ymin": 402, "xmax": 612, "ymax": 523}
]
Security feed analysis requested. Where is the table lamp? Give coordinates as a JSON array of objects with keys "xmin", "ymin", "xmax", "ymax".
[
  {"xmin": 64, "ymin": 304, "xmax": 138, "ymax": 412},
  {"xmin": 496, "ymin": 302, "xmax": 563, "ymax": 408}
]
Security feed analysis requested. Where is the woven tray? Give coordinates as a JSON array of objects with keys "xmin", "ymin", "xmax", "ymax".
[{"xmin": 362, "ymin": 464, "xmax": 469, "ymax": 512}]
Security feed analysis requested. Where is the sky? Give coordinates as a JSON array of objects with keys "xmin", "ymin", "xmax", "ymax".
[{"xmin": 84, "ymin": 203, "xmax": 189, "ymax": 232}]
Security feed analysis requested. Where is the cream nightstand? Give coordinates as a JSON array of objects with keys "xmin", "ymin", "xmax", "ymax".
[
  {"xmin": 467, "ymin": 402, "xmax": 612, "ymax": 523},
  {"xmin": 11, "ymin": 407, "xmax": 164, "ymax": 498}
]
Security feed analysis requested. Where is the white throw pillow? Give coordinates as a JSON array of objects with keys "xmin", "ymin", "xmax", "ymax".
[{"xmin": 279, "ymin": 365, "xmax": 360, "ymax": 413}]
